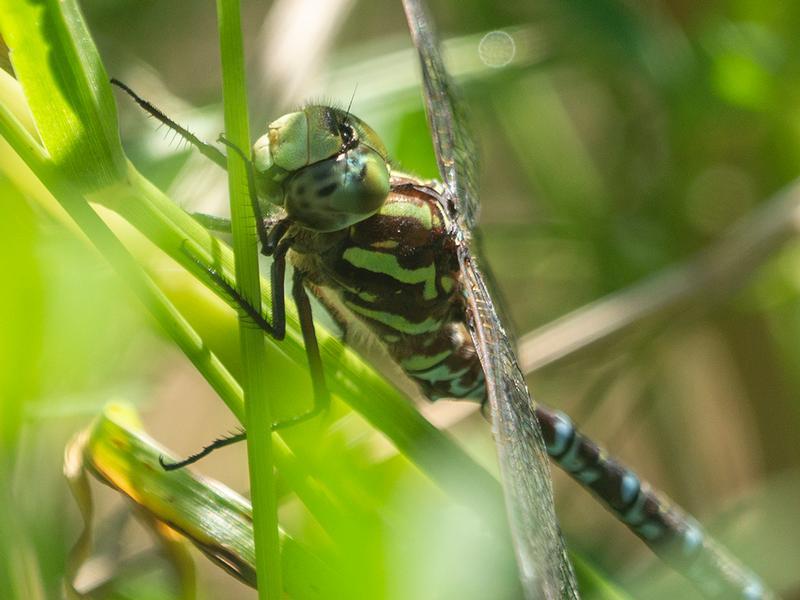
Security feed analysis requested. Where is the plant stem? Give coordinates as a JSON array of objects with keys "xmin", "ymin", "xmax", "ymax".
[{"xmin": 215, "ymin": 0, "xmax": 282, "ymax": 597}]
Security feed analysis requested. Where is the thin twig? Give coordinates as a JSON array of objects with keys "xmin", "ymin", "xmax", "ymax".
[{"xmin": 519, "ymin": 179, "xmax": 800, "ymax": 373}]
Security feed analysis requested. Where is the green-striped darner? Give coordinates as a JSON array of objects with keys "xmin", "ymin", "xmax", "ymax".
[{"xmin": 110, "ymin": 0, "xmax": 774, "ymax": 597}]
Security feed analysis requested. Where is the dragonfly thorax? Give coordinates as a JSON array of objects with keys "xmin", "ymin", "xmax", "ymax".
[{"xmin": 252, "ymin": 105, "xmax": 391, "ymax": 232}]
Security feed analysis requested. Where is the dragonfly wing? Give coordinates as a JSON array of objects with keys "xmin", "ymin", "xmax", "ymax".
[
  {"xmin": 458, "ymin": 241, "xmax": 579, "ymax": 599},
  {"xmin": 401, "ymin": 0, "xmax": 480, "ymax": 231},
  {"xmin": 402, "ymin": 1, "xmax": 577, "ymax": 595}
]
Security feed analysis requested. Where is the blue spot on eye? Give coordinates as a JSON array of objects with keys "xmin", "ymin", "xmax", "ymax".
[{"xmin": 620, "ymin": 472, "xmax": 640, "ymax": 505}]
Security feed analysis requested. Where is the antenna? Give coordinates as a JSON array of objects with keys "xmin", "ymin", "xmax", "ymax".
[{"xmin": 345, "ymin": 83, "xmax": 358, "ymax": 120}]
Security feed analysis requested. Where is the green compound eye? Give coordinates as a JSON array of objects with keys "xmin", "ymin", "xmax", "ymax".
[
  {"xmin": 283, "ymin": 147, "xmax": 390, "ymax": 232},
  {"xmin": 252, "ymin": 105, "xmax": 391, "ymax": 231}
]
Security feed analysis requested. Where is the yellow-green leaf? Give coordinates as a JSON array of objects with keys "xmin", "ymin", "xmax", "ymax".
[{"xmin": 0, "ymin": 0, "xmax": 125, "ymax": 189}]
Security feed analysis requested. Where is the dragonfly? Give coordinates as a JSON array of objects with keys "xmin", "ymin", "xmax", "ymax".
[{"xmin": 111, "ymin": 0, "xmax": 774, "ymax": 597}]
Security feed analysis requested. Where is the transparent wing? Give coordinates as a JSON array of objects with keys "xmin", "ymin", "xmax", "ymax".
[
  {"xmin": 458, "ymin": 242, "xmax": 578, "ymax": 599},
  {"xmin": 401, "ymin": 1, "xmax": 577, "ymax": 595},
  {"xmin": 401, "ymin": 0, "xmax": 480, "ymax": 230}
]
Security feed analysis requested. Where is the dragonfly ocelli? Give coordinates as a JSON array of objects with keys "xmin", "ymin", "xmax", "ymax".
[{"xmin": 110, "ymin": 1, "xmax": 774, "ymax": 598}]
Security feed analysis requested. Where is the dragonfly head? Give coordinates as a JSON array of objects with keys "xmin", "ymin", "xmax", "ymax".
[{"xmin": 252, "ymin": 105, "xmax": 391, "ymax": 232}]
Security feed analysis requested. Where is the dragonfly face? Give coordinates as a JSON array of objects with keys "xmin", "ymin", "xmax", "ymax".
[{"xmin": 252, "ymin": 105, "xmax": 391, "ymax": 232}]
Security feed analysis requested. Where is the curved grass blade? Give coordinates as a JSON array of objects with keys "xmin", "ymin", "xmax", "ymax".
[{"xmin": 64, "ymin": 403, "xmax": 344, "ymax": 598}]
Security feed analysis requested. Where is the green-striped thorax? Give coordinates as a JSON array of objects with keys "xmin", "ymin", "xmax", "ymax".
[{"xmin": 252, "ymin": 106, "xmax": 391, "ymax": 232}]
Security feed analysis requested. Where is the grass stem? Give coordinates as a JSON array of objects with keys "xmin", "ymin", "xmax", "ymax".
[{"xmin": 215, "ymin": 0, "xmax": 282, "ymax": 597}]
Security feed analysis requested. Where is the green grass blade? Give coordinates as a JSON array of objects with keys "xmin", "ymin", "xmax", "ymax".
[
  {"xmin": 0, "ymin": 0, "xmax": 125, "ymax": 189},
  {"xmin": 215, "ymin": 0, "xmax": 282, "ymax": 597},
  {"xmin": 0, "ymin": 163, "xmax": 46, "ymax": 600}
]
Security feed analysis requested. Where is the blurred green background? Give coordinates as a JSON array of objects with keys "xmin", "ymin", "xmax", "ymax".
[{"xmin": 2, "ymin": 0, "xmax": 800, "ymax": 598}]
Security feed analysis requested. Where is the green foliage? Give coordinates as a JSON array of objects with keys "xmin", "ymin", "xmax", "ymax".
[{"xmin": 0, "ymin": 0, "xmax": 125, "ymax": 189}]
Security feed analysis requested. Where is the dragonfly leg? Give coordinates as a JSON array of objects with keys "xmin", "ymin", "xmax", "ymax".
[
  {"xmin": 110, "ymin": 78, "xmax": 228, "ymax": 169},
  {"xmin": 180, "ymin": 238, "xmax": 288, "ymax": 340},
  {"xmin": 112, "ymin": 80, "xmax": 287, "ymax": 255},
  {"xmin": 112, "ymin": 80, "xmax": 293, "ymax": 265},
  {"xmin": 273, "ymin": 270, "xmax": 330, "ymax": 430},
  {"xmin": 190, "ymin": 213, "xmax": 292, "ymax": 255},
  {"xmin": 159, "ymin": 430, "xmax": 246, "ymax": 471},
  {"xmin": 161, "ymin": 263, "xmax": 328, "ymax": 469},
  {"xmin": 116, "ymin": 81, "xmax": 326, "ymax": 462},
  {"xmin": 187, "ymin": 249, "xmax": 329, "ymax": 428}
]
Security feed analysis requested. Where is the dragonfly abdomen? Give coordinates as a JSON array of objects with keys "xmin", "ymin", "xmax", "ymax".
[
  {"xmin": 535, "ymin": 407, "xmax": 771, "ymax": 598},
  {"xmin": 390, "ymin": 321, "xmax": 485, "ymax": 401}
]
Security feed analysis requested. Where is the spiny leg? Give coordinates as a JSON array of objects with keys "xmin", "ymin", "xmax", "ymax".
[
  {"xmin": 184, "ymin": 246, "xmax": 329, "ymax": 420},
  {"xmin": 159, "ymin": 223, "xmax": 291, "ymax": 470},
  {"xmin": 181, "ymin": 237, "xmax": 288, "ymax": 340},
  {"xmin": 190, "ymin": 212, "xmax": 290, "ymax": 257},
  {"xmin": 215, "ymin": 134, "xmax": 278, "ymax": 256},
  {"xmin": 202, "ymin": 135, "xmax": 295, "ymax": 340},
  {"xmin": 160, "ymin": 430, "xmax": 246, "ymax": 471},
  {"xmin": 112, "ymin": 79, "xmax": 282, "ymax": 257},
  {"xmin": 110, "ymin": 78, "xmax": 228, "ymax": 169},
  {"xmin": 215, "ymin": 136, "xmax": 265, "ymax": 242}
]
